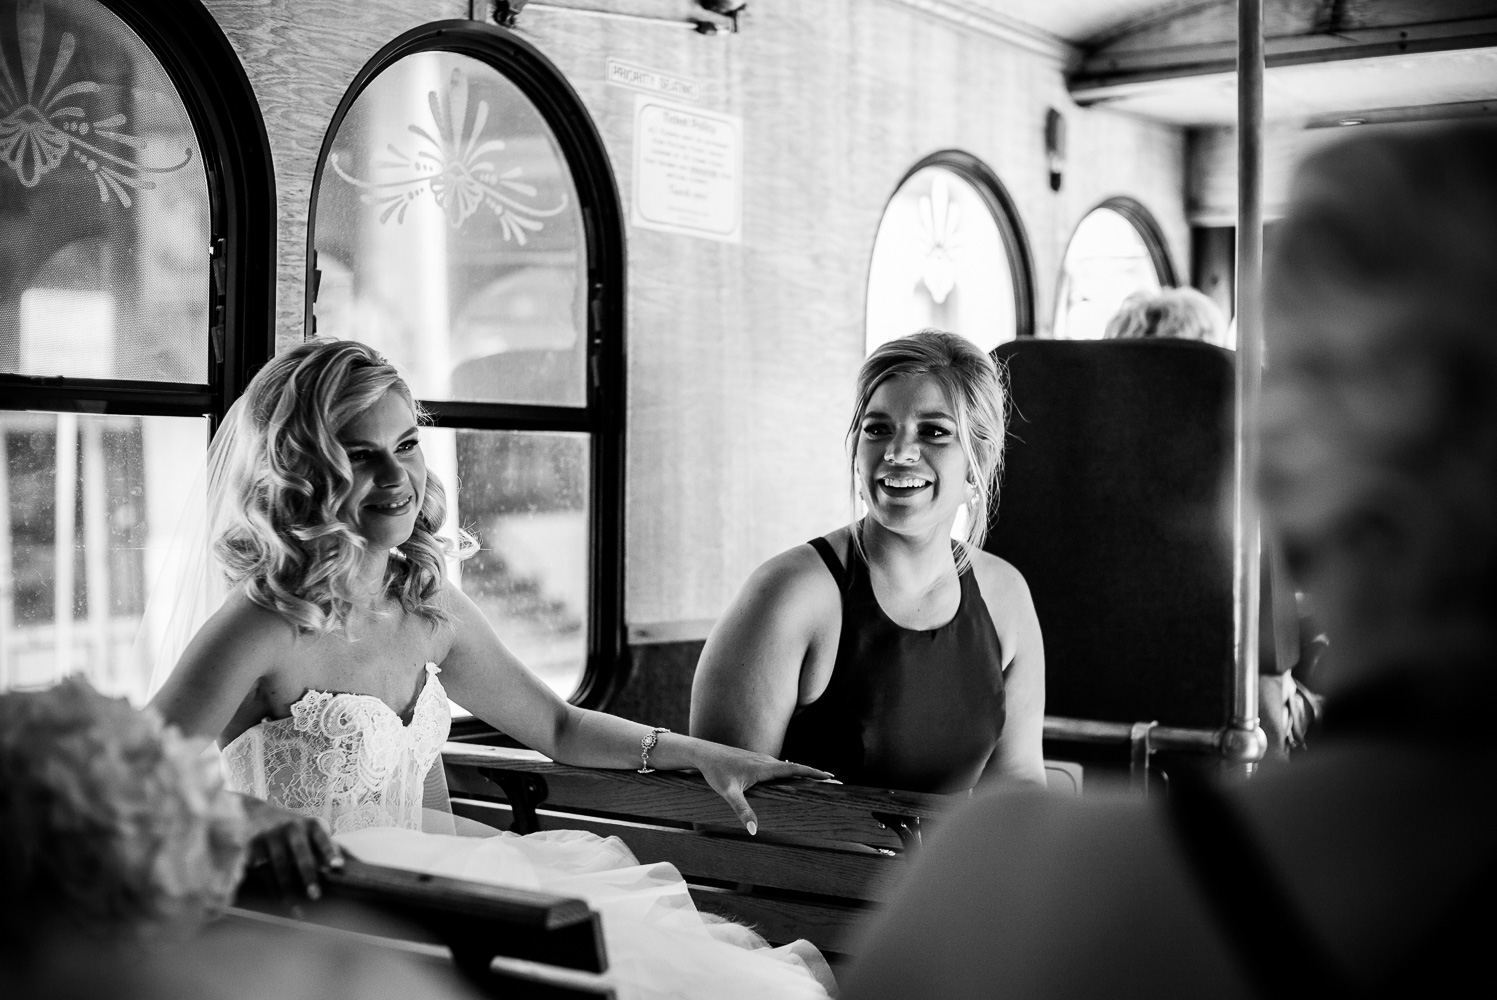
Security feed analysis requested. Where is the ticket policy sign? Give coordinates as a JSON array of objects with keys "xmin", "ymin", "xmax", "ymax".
[{"xmin": 630, "ymin": 96, "xmax": 742, "ymax": 243}]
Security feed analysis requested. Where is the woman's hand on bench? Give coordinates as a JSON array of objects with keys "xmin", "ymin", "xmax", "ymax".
[{"xmin": 682, "ymin": 741, "xmax": 832, "ymax": 836}]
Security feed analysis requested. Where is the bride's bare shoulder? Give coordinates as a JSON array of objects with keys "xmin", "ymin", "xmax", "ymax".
[{"xmin": 191, "ymin": 586, "xmax": 300, "ymax": 664}]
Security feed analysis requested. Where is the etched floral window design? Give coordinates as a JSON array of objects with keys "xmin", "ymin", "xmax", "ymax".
[
  {"xmin": 314, "ymin": 51, "xmax": 586, "ymax": 408},
  {"xmin": 1, "ymin": 0, "xmax": 215, "ymax": 703},
  {"xmin": 0, "ymin": 0, "xmax": 209, "ymax": 384},
  {"xmin": 866, "ymin": 165, "xmax": 1018, "ymax": 355}
]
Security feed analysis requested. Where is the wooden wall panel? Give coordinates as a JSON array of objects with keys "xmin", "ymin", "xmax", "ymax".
[{"xmin": 203, "ymin": 0, "xmax": 1187, "ymax": 633}]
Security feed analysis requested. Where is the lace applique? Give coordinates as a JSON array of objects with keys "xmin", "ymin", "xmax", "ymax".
[{"xmin": 222, "ymin": 663, "xmax": 450, "ymax": 834}]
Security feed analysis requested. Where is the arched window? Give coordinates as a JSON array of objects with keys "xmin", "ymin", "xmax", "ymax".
[
  {"xmin": 308, "ymin": 22, "xmax": 624, "ymax": 707},
  {"xmin": 866, "ymin": 151, "xmax": 1035, "ymax": 355},
  {"xmin": 0, "ymin": 0, "xmax": 273, "ymax": 703},
  {"xmin": 1052, "ymin": 198, "xmax": 1176, "ymax": 341}
]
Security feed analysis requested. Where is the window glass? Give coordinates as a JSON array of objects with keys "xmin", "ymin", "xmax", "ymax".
[
  {"xmin": 0, "ymin": 0, "xmax": 210, "ymax": 382},
  {"xmin": 866, "ymin": 165, "xmax": 1017, "ymax": 355},
  {"xmin": 313, "ymin": 51, "xmax": 586, "ymax": 407},
  {"xmin": 0, "ymin": 412, "xmax": 207, "ymax": 703},
  {"xmin": 1052, "ymin": 206, "xmax": 1164, "ymax": 341},
  {"xmin": 420, "ymin": 427, "xmax": 589, "ymax": 700}
]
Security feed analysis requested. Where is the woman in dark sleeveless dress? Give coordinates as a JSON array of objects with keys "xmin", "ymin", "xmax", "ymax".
[{"xmin": 690, "ymin": 331, "xmax": 1046, "ymax": 793}]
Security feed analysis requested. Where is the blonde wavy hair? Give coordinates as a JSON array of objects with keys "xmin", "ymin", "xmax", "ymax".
[
  {"xmin": 213, "ymin": 338, "xmax": 469, "ymax": 634},
  {"xmin": 0, "ymin": 679, "xmax": 248, "ymax": 954},
  {"xmin": 849, "ymin": 330, "xmax": 1007, "ymax": 571}
]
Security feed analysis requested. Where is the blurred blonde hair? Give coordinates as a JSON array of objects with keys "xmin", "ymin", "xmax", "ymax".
[
  {"xmin": 0, "ymin": 680, "xmax": 248, "ymax": 954},
  {"xmin": 849, "ymin": 330, "xmax": 1007, "ymax": 571},
  {"xmin": 1104, "ymin": 287, "xmax": 1228, "ymax": 347}
]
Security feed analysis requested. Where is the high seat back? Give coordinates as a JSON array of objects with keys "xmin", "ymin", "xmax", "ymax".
[{"xmin": 986, "ymin": 339, "xmax": 1236, "ymax": 735}]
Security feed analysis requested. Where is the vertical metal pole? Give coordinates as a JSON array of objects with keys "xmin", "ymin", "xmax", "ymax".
[
  {"xmin": 82, "ymin": 420, "xmax": 112, "ymax": 690},
  {"xmin": 1227, "ymin": 0, "xmax": 1266, "ymax": 767},
  {"xmin": 54, "ymin": 413, "xmax": 78, "ymax": 682}
]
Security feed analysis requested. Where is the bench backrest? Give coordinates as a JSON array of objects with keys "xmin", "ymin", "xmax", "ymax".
[
  {"xmin": 232, "ymin": 854, "xmax": 614, "ymax": 998},
  {"xmin": 988, "ymin": 338, "xmax": 1237, "ymax": 731}
]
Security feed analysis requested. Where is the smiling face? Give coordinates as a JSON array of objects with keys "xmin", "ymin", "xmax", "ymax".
[
  {"xmin": 336, "ymin": 388, "xmax": 426, "ymax": 552},
  {"xmin": 856, "ymin": 374, "xmax": 972, "ymax": 539}
]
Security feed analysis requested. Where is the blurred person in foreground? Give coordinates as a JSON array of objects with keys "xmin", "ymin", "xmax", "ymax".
[
  {"xmin": 842, "ymin": 122, "xmax": 1497, "ymax": 998},
  {"xmin": 0, "ymin": 679, "xmax": 476, "ymax": 1000}
]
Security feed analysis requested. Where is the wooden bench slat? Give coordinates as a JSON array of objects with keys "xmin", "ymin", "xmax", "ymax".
[
  {"xmin": 224, "ymin": 907, "xmax": 615, "ymax": 999},
  {"xmin": 444, "ymin": 745, "xmax": 954, "ymax": 849},
  {"xmin": 238, "ymin": 856, "xmax": 610, "ymax": 975},
  {"xmin": 327, "ymin": 855, "xmax": 598, "ymax": 929},
  {"xmin": 449, "ymin": 797, "xmax": 903, "ymax": 902}
]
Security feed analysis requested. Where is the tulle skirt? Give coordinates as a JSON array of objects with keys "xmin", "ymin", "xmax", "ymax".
[{"xmin": 337, "ymin": 826, "xmax": 837, "ymax": 1000}]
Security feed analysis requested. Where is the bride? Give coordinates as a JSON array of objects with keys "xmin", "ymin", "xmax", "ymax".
[{"xmin": 149, "ymin": 337, "xmax": 835, "ymax": 998}]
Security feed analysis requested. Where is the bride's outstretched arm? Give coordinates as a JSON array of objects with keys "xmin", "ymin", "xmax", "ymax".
[{"xmin": 438, "ymin": 585, "xmax": 831, "ymax": 833}]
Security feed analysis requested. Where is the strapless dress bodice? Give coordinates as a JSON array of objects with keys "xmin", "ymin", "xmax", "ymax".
[{"xmin": 220, "ymin": 662, "xmax": 449, "ymax": 834}]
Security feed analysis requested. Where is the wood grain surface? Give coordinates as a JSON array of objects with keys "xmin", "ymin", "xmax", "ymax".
[{"xmin": 443, "ymin": 744, "xmax": 957, "ymax": 849}]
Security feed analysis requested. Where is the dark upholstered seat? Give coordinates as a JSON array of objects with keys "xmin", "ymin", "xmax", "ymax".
[{"xmin": 986, "ymin": 338, "xmax": 1238, "ymax": 733}]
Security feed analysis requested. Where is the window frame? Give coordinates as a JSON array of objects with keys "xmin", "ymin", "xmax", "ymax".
[
  {"xmin": 1092, "ymin": 196, "xmax": 1178, "ymax": 288},
  {"xmin": 0, "ymin": 0, "xmax": 276, "ymax": 426},
  {"xmin": 1051, "ymin": 196, "xmax": 1179, "ymax": 342},
  {"xmin": 865, "ymin": 149, "xmax": 1038, "ymax": 345},
  {"xmin": 304, "ymin": 20, "xmax": 627, "ymax": 717}
]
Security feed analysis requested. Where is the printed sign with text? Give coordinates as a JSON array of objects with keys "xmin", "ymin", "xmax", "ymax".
[{"xmin": 630, "ymin": 96, "xmax": 742, "ymax": 243}]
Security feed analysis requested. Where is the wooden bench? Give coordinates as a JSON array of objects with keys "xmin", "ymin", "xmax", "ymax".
[
  {"xmin": 230, "ymin": 854, "xmax": 615, "ymax": 999},
  {"xmin": 443, "ymin": 745, "xmax": 1082, "ymax": 960}
]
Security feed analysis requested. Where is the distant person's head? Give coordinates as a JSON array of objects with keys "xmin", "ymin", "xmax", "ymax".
[
  {"xmin": 849, "ymin": 330, "xmax": 1006, "ymax": 562},
  {"xmin": 1104, "ymin": 287, "xmax": 1229, "ymax": 348},
  {"xmin": 1261, "ymin": 123, "xmax": 1497, "ymax": 687},
  {"xmin": 0, "ymin": 680, "xmax": 249, "ymax": 958},
  {"xmin": 216, "ymin": 338, "xmax": 462, "ymax": 633}
]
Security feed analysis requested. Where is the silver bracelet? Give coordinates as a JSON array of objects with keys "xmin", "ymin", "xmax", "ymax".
[{"xmin": 638, "ymin": 727, "xmax": 671, "ymax": 773}]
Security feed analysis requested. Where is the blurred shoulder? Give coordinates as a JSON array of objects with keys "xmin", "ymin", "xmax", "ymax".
[{"xmin": 843, "ymin": 787, "xmax": 1242, "ymax": 1000}]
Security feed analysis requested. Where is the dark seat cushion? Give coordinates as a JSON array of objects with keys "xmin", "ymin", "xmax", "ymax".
[{"xmin": 986, "ymin": 338, "xmax": 1235, "ymax": 729}]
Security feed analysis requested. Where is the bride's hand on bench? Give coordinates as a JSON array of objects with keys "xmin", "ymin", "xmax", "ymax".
[
  {"xmin": 689, "ymin": 744, "xmax": 832, "ymax": 836},
  {"xmin": 239, "ymin": 793, "xmax": 343, "ymax": 900}
]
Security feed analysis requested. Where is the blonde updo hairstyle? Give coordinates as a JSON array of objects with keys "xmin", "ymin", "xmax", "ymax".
[
  {"xmin": 849, "ymin": 330, "xmax": 1007, "ymax": 571},
  {"xmin": 215, "ymin": 338, "xmax": 467, "ymax": 634}
]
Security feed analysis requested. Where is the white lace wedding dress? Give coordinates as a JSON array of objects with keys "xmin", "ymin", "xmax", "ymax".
[{"xmin": 220, "ymin": 664, "xmax": 835, "ymax": 999}]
